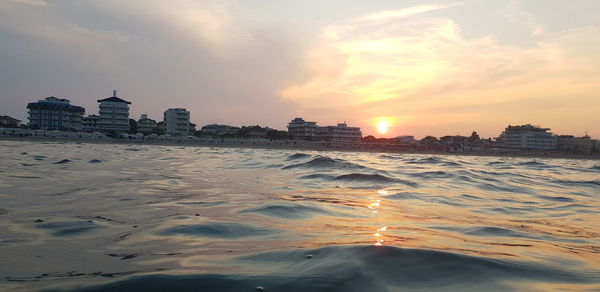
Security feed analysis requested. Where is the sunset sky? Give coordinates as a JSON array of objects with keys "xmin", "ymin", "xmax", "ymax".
[{"xmin": 1, "ymin": 0, "xmax": 599, "ymax": 138}]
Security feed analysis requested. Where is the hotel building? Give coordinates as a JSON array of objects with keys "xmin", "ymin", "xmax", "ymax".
[
  {"xmin": 316, "ymin": 122, "xmax": 362, "ymax": 142},
  {"xmin": 137, "ymin": 114, "xmax": 157, "ymax": 134},
  {"xmin": 27, "ymin": 97, "xmax": 84, "ymax": 130},
  {"xmin": 164, "ymin": 108, "xmax": 190, "ymax": 136},
  {"xmin": 97, "ymin": 90, "xmax": 131, "ymax": 132},
  {"xmin": 498, "ymin": 124, "xmax": 557, "ymax": 150},
  {"xmin": 287, "ymin": 117, "xmax": 318, "ymax": 140}
]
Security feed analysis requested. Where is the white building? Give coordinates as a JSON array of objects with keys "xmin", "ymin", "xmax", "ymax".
[
  {"xmin": 499, "ymin": 124, "xmax": 557, "ymax": 150},
  {"xmin": 82, "ymin": 114, "xmax": 100, "ymax": 131},
  {"xmin": 137, "ymin": 114, "xmax": 157, "ymax": 134},
  {"xmin": 27, "ymin": 97, "xmax": 84, "ymax": 130},
  {"xmin": 287, "ymin": 117, "xmax": 318, "ymax": 140},
  {"xmin": 200, "ymin": 124, "xmax": 240, "ymax": 136},
  {"xmin": 164, "ymin": 108, "xmax": 190, "ymax": 136},
  {"xmin": 97, "ymin": 90, "xmax": 131, "ymax": 133},
  {"xmin": 316, "ymin": 122, "xmax": 362, "ymax": 141}
]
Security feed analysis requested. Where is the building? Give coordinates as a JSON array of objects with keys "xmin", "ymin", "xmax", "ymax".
[
  {"xmin": 97, "ymin": 90, "xmax": 131, "ymax": 133},
  {"xmin": 498, "ymin": 124, "xmax": 557, "ymax": 150},
  {"xmin": 315, "ymin": 122, "xmax": 362, "ymax": 142},
  {"xmin": 556, "ymin": 135, "xmax": 575, "ymax": 151},
  {"xmin": 287, "ymin": 117, "xmax": 317, "ymax": 140},
  {"xmin": 164, "ymin": 108, "xmax": 190, "ymax": 136},
  {"xmin": 0, "ymin": 115, "xmax": 21, "ymax": 128},
  {"xmin": 137, "ymin": 114, "xmax": 157, "ymax": 134},
  {"xmin": 395, "ymin": 136, "xmax": 417, "ymax": 144},
  {"xmin": 82, "ymin": 115, "xmax": 100, "ymax": 131},
  {"xmin": 189, "ymin": 123, "xmax": 197, "ymax": 135},
  {"xmin": 574, "ymin": 135, "xmax": 599, "ymax": 154},
  {"xmin": 200, "ymin": 124, "xmax": 240, "ymax": 136},
  {"xmin": 27, "ymin": 97, "xmax": 84, "ymax": 130}
]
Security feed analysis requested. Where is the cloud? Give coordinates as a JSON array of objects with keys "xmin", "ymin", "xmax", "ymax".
[
  {"xmin": 9, "ymin": 0, "xmax": 48, "ymax": 7},
  {"xmin": 281, "ymin": 4, "xmax": 600, "ymax": 137},
  {"xmin": 498, "ymin": 0, "xmax": 545, "ymax": 37}
]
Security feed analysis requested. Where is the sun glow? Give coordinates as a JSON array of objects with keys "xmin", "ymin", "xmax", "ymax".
[{"xmin": 377, "ymin": 119, "xmax": 389, "ymax": 135}]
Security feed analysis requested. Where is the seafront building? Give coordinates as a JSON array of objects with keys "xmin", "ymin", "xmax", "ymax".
[
  {"xmin": 97, "ymin": 90, "xmax": 131, "ymax": 133},
  {"xmin": 0, "ymin": 115, "xmax": 21, "ymax": 128},
  {"xmin": 164, "ymin": 108, "xmax": 190, "ymax": 136},
  {"xmin": 82, "ymin": 115, "xmax": 100, "ymax": 131},
  {"xmin": 27, "ymin": 97, "xmax": 84, "ymax": 131},
  {"xmin": 200, "ymin": 124, "xmax": 240, "ymax": 136},
  {"xmin": 498, "ymin": 124, "xmax": 557, "ymax": 150},
  {"xmin": 315, "ymin": 122, "xmax": 362, "ymax": 141},
  {"xmin": 287, "ymin": 118, "xmax": 318, "ymax": 140},
  {"xmin": 137, "ymin": 114, "xmax": 157, "ymax": 134}
]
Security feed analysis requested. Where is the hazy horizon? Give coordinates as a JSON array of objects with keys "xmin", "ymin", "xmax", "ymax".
[{"xmin": 1, "ymin": 0, "xmax": 599, "ymax": 138}]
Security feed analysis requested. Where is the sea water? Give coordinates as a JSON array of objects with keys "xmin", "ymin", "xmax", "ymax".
[{"xmin": 0, "ymin": 140, "xmax": 598, "ymax": 291}]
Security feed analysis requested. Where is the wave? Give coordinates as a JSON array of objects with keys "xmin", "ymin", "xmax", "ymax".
[
  {"xmin": 36, "ymin": 221, "xmax": 103, "ymax": 237},
  {"xmin": 58, "ymin": 245, "xmax": 598, "ymax": 292},
  {"xmin": 239, "ymin": 203, "xmax": 330, "ymax": 219},
  {"xmin": 282, "ymin": 156, "xmax": 366, "ymax": 170},
  {"xmin": 89, "ymin": 159, "xmax": 103, "ymax": 163},
  {"xmin": 159, "ymin": 222, "xmax": 279, "ymax": 239},
  {"xmin": 54, "ymin": 159, "xmax": 72, "ymax": 164},
  {"xmin": 286, "ymin": 153, "xmax": 311, "ymax": 160}
]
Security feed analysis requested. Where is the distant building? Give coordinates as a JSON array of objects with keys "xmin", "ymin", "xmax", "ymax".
[
  {"xmin": 240, "ymin": 125, "xmax": 268, "ymax": 138},
  {"xmin": 164, "ymin": 108, "xmax": 190, "ymax": 136},
  {"xmin": 200, "ymin": 124, "xmax": 240, "ymax": 136},
  {"xmin": 156, "ymin": 121, "xmax": 165, "ymax": 135},
  {"xmin": 574, "ymin": 135, "xmax": 599, "ymax": 154},
  {"xmin": 316, "ymin": 122, "xmax": 362, "ymax": 141},
  {"xmin": 97, "ymin": 90, "xmax": 131, "ymax": 133},
  {"xmin": 556, "ymin": 135, "xmax": 575, "ymax": 151},
  {"xmin": 395, "ymin": 136, "xmax": 417, "ymax": 144},
  {"xmin": 137, "ymin": 114, "xmax": 157, "ymax": 134},
  {"xmin": 287, "ymin": 117, "xmax": 317, "ymax": 140},
  {"xmin": 82, "ymin": 114, "xmax": 100, "ymax": 131},
  {"xmin": 189, "ymin": 122, "xmax": 197, "ymax": 135},
  {"xmin": 27, "ymin": 97, "xmax": 84, "ymax": 130},
  {"xmin": 498, "ymin": 124, "xmax": 557, "ymax": 150},
  {"xmin": 0, "ymin": 115, "xmax": 21, "ymax": 128}
]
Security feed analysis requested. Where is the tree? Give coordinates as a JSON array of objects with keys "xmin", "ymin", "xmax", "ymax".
[{"xmin": 129, "ymin": 119, "xmax": 138, "ymax": 133}]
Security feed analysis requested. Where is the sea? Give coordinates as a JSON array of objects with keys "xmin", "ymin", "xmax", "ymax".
[{"xmin": 0, "ymin": 140, "xmax": 599, "ymax": 291}]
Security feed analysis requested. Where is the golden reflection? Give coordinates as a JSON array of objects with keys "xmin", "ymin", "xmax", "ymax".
[{"xmin": 370, "ymin": 191, "xmax": 388, "ymax": 246}]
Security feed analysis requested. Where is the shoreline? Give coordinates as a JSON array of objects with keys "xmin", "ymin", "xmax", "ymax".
[{"xmin": 1, "ymin": 136, "xmax": 599, "ymax": 161}]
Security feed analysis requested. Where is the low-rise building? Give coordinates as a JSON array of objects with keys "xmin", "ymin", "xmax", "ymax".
[
  {"xmin": 315, "ymin": 122, "xmax": 362, "ymax": 141},
  {"xmin": 498, "ymin": 124, "xmax": 557, "ymax": 150},
  {"xmin": 0, "ymin": 115, "xmax": 21, "ymax": 128},
  {"xmin": 395, "ymin": 136, "xmax": 417, "ymax": 144},
  {"xmin": 287, "ymin": 117, "xmax": 317, "ymax": 140},
  {"xmin": 97, "ymin": 90, "xmax": 131, "ymax": 133},
  {"xmin": 164, "ymin": 108, "xmax": 190, "ymax": 136},
  {"xmin": 137, "ymin": 114, "xmax": 157, "ymax": 134},
  {"xmin": 27, "ymin": 97, "xmax": 84, "ymax": 130},
  {"xmin": 200, "ymin": 124, "xmax": 240, "ymax": 136}
]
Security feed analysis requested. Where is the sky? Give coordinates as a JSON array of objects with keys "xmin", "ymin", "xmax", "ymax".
[{"xmin": 1, "ymin": 0, "xmax": 599, "ymax": 138}]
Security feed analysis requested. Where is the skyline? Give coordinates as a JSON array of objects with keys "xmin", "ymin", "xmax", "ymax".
[{"xmin": 1, "ymin": 0, "xmax": 599, "ymax": 138}]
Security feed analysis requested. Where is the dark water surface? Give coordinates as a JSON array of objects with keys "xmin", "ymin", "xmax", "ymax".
[{"xmin": 0, "ymin": 140, "xmax": 598, "ymax": 291}]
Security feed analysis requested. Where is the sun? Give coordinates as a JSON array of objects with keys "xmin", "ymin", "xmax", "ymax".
[{"xmin": 377, "ymin": 119, "xmax": 389, "ymax": 135}]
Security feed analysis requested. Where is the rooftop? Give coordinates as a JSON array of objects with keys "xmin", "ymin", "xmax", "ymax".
[{"xmin": 97, "ymin": 90, "xmax": 131, "ymax": 104}]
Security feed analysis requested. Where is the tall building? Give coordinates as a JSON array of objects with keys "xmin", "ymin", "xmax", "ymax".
[
  {"xmin": 498, "ymin": 124, "xmax": 557, "ymax": 150},
  {"xmin": 137, "ymin": 114, "xmax": 157, "ymax": 134},
  {"xmin": 164, "ymin": 108, "xmax": 190, "ymax": 136},
  {"xmin": 82, "ymin": 114, "xmax": 100, "ymax": 131},
  {"xmin": 27, "ymin": 97, "xmax": 84, "ymax": 130},
  {"xmin": 287, "ymin": 117, "xmax": 317, "ymax": 140},
  {"xmin": 97, "ymin": 90, "xmax": 131, "ymax": 133},
  {"xmin": 316, "ymin": 122, "xmax": 362, "ymax": 141}
]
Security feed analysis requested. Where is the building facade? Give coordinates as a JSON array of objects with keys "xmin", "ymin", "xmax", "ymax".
[
  {"xmin": 27, "ymin": 97, "xmax": 84, "ymax": 130},
  {"xmin": 164, "ymin": 108, "xmax": 190, "ymax": 136},
  {"xmin": 82, "ymin": 115, "xmax": 100, "ymax": 131},
  {"xmin": 137, "ymin": 114, "xmax": 157, "ymax": 134},
  {"xmin": 97, "ymin": 90, "xmax": 131, "ymax": 133},
  {"xmin": 200, "ymin": 124, "xmax": 240, "ymax": 136},
  {"xmin": 287, "ymin": 117, "xmax": 318, "ymax": 140},
  {"xmin": 315, "ymin": 123, "xmax": 362, "ymax": 141},
  {"xmin": 498, "ymin": 124, "xmax": 557, "ymax": 150},
  {"xmin": 0, "ymin": 115, "xmax": 21, "ymax": 128}
]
